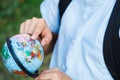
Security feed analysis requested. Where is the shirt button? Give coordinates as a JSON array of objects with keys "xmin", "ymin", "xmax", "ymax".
[
  {"xmin": 61, "ymin": 64, "xmax": 67, "ymax": 72},
  {"xmin": 62, "ymin": 65, "xmax": 65, "ymax": 69}
]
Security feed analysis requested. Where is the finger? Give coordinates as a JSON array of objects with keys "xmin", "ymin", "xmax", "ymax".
[
  {"xmin": 40, "ymin": 68, "xmax": 59, "ymax": 74},
  {"xmin": 35, "ymin": 72, "xmax": 53, "ymax": 80},
  {"xmin": 35, "ymin": 77, "xmax": 50, "ymax": 80},
  {"xmin": 35, "ymin": 75, "xmax": 51, "ymax": 80},
  {"xmin": 28, "ymin": 17, "xmax": 38, "ymax": 34},
  {"xmin": 31, "ymin": 21, "xmax": 45, "ymax": 40},
  {"xmin": 41, "ymin": 37, "xmax": 48, "ymax": 46},
  {"xmin": 24, "ymin": 19, "xmax": 31, "ymax": 34},
  {"xmin": 20, "ymin": 23, "xmax": 25, "ymax": 34},
  {"xmin": 41, "ymin": 28, "xmax": 52, "ymax": 46},
  {"xmin": 35, "ymin": 68, "xmax": 61, "ymax": 80}
]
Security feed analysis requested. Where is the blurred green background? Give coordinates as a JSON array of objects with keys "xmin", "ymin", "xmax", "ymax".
[{"xmin": 0, "ymin": 0, "xmax": 51, "ymax": 80}]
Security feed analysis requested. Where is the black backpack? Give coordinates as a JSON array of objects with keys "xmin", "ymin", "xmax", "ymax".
[{"xmin": 59, "ymin": 0, "xmax": 120, "ymax": 80}]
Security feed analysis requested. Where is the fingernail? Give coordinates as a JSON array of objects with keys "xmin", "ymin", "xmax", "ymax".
[
  {"xmin": 31, "ymin": 35, "xmax": 36, "ymax": 40},
  {"xmin": 30, "ymin": 38, "xmax": 33, "ymax": 41},
  {"xmin": 41, "ymin": 40, "xmax": 46, "ymax": 46}
]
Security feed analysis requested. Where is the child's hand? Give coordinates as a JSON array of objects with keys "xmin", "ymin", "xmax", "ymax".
[
  {"xmin": 35, "ymin": 68, "xmax": 72, "ymax": 80},
  {"xmin": 20, "ymin": 17, "xmax": 52, "ymax": 46}
]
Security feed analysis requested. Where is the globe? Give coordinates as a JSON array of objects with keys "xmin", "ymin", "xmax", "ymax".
[{"xmin": 1, "ymin": 34, "xmax": 44, "ymax": 78}]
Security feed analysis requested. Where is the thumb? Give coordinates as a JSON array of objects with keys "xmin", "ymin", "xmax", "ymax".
[
  {"xmin": 41, "ymin": 37, "xmax": 48, "ymax": 46},
  {"xmin": 40, "ymin": 27, "xmax": 52, "ymax": 46}
]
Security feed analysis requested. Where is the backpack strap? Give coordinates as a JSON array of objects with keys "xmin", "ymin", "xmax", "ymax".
[
  {"xmin": 103, "ymin": 0, "xmax": 120, "ymax": 79},
  {"xmin": 59, "ymin": 0, "xmax": 72, "ymax": 20}
]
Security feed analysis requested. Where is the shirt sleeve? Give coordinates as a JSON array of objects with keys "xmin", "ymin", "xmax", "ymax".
[{"xmin": 40, "ymin": 0, "xmax": 60, "ymax": 33}]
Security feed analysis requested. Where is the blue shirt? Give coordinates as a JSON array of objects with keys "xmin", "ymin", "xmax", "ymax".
[{"xmin": 40, "ymin": 0, "xmax": 116, "ymax": 79}]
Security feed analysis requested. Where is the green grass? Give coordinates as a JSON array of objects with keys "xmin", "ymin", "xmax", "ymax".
[{"xmin": 0, "ymin": 0, "xmax": 51, "ymax": 80}]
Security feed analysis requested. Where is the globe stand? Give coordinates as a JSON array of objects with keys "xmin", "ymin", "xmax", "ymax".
[{"xmin": 6, "ymin": 37, "xmax": 39, "ymax": 78}]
